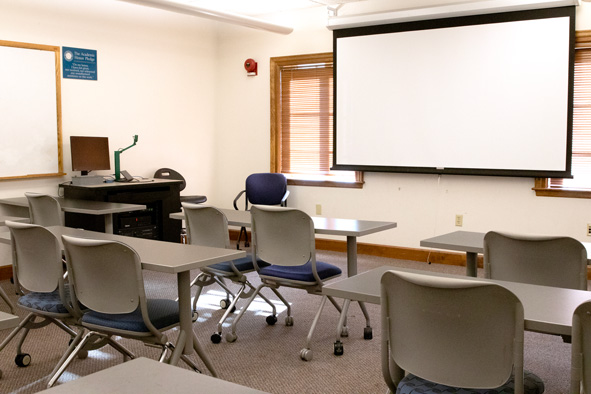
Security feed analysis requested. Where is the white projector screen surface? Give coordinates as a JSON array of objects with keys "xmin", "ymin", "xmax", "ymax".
[{"xmin": 333, "ymin": 7, "xmax": 575, "ymax": 177}]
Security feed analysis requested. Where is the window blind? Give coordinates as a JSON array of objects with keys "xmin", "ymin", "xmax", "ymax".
[
  {"xmin": 550, "ymin": 43, "xmax": 591, "ymax": 189},
  {"xmin": 279, "ymin": 63, "xmax": 335, "ymax": 177}
]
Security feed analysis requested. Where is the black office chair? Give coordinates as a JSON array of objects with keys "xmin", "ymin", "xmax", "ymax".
[
  {"xmin": 153, "ymin": 168, "xmax": 207, "ymax": 205},
  {"xmin": 154, "ymin": 168, "xmax": 207, "ymax": 243},
  {"xmin": 233, "ymin": 173, "xmax": 289, "ymax": 249}
]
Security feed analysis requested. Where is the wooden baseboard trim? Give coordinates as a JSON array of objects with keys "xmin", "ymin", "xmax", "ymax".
[
  {"xmin": 0, "ymin": 265, "xmax": 12, "ymax": 281},
  {"xmin": 229, "ymin": 229, "xmax": 483, "ymax": 269}
]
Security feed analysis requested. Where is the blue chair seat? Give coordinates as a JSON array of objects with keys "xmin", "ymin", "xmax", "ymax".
[
  {"xmin": 397, "ymin": 372, "xmax": 545, "ymax": 394},
  {"xmin": 19, "ymin": 289, "xmax": 70, "ymax": 315},
  {"xmin": 259, "ymin": 261, "xmax": 342, "ymax": 283},
  {"xmin": 205, "ymin": 256, "xmax": 269, "ymax": 274},
  {"xmin": 82, "ymin": 298, "xmax": 179, "ymax": 333}
]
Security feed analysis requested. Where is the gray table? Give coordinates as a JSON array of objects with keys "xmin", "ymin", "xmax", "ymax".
[
  {"xmin": 420, "ymin": 230, "xmax": 591, "ymax": 277},
  {"xmin": 171, "ymin": 208, "xmax": 397, "ymax": 277},
  {"xmin": 0, "ymin": 311, "xmax": 19, "ymax": 331},
  {"xmin": 0, "ymin": 197, "xmax": 146, "ymax": 234},
  {"xmin": 39, "ymin": 357, "xmax": 268, "ymax": 393},
  {"xmin": 0, "ymin": 226, "xmax": 245, "ymax": 375},
  {"xmin": 323, "ymin": 265, "xmax": 591, "ymax": 342},
  {"xmin": 0, "ymin": 216, "xmax": 28, "ymax": 226}
]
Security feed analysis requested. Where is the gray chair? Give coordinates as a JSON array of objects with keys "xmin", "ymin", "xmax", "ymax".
[
  {"xmin": 24, "ymin": 192, "xmax": 63, "ymax": 226},
  {"xmin": 182, "ymin": 203, "xmax": 275, "ymax": 344},
  {"xmin": 48, "ymin": 235, "xmax": 208, "ymax": 387},
  {"xmin": 233, "ymin": 173, "xmax": 289, "ymax": 248},
  {"xmin": 381, "ymin": 270, "xmax": 545, "ymax": 394},
  {"xmin": 483, "ymin": 231, "xmax": 587, "ymax": 290},
  {"xmin": 572, "ymin": 300, "xmax": 591, "ymax": 394},
  {"xmin": 0, "ymin": 221, "xmax": 83, "ymax": 381},
  {"xmin": 227, "ymin": 205, "xmax": 342, "ymax": 351}
]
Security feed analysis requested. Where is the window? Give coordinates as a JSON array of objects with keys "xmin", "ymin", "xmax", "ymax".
[
  {"xmin": 534, "ymin": 30, "xmax": 591, "ymax": 198},
  {"xmin": 270, "ymin": 53, "xmax": 363, "ymax": 188}
]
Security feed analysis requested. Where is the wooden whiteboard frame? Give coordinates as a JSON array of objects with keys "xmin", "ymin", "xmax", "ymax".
[{"xmin": 0, "ymin": 40, "xmax": 64, "ymax": 180}]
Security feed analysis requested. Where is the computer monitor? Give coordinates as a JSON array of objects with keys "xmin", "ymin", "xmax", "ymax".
[{"xmin": 70, "ymin": 136, "xmax": 110, "ymax": 176}]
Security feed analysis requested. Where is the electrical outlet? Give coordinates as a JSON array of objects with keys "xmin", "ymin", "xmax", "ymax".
[
  {"xmin": 587, "ymin": 224, "xmax": 591, "ymax": 236},
  {"xmin": 316, "ymin": 204, "xmax": 322, "ymax": 215},
  {"xmin": 455, "ymin": 214, "xmax": 463, "ymax": 227}
]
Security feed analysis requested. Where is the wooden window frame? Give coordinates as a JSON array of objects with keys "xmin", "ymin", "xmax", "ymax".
[
  {"xmin": 534, "ymin": 30, "xmax": 591, "ymax": 198},
  {"xmin": 270, "ymin": 53, "xmax": 364, "ymax": 188}
]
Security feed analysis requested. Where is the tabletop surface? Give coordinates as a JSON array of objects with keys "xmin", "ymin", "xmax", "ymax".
[
  {"xmin": 0, "ymin": 216, "xmax": 28, "ymax": 225},
  {"xmin": 39, "ymin": 357, "xmax": 268, "ymax": 393},
  {"xmin": 171, "ymin": 208, "xmax": 397, "ymax": 237},
  {"xmin": 64, "ymin": 178, "xmax": 182, "ymax": 189},
  {"xmin": 0, "ymin": 226, "xmax": 245, "ymax": 274},
  {"xmin": 0, "ymin": 196, "xmax": 146, "ymax": 215},
  {"xmin": 420, "ymin": 230, "xmax": 486, "ymax": 253},
  {"xmin": 323, "ymin": 265, "xmax": 591, "ymax": 335},
  {"xmin": 0, "ymin": 311, "xmax": 19, "ymax": 331},
  {"xmin": 420, "ymin": 230, "xmax": 591, "ymax": 261}
]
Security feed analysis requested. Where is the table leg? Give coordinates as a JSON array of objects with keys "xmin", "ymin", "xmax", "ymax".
[
  {"xmin": 346, "ymin": 235, "xmax": 357, "ymax": 277},
  {"xmin": 466, "ymin": 252, "xmax": 477, "ymax": 277},
  {"xmin": 103, "ymin": 214, "xmax": 113, "ymax": 234},
  {"xmin": 177, "ymin": 271, "xmax": 193, "ymax": 355}
]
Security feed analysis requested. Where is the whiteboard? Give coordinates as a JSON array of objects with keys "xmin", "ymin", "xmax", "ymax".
[
  {"xmin": 0, "ymin": 40, "xmax": 63, "ymax": 179},
  {"xmin": 333, "ymin": 7, "xmax": 574, "ymax": 178}
]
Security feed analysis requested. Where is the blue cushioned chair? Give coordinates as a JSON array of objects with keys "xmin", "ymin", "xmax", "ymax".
[
  {"xmin": 232, "ymin": 173, "xmax": 289, "ymax": 249},
  {"xmin": 48, "ymin": 235, "xmax": 206, "ymax": 387},
  {"xmin": 0, "ymin": 221, "xmax": 83, "ymax": 381},
  {"xmin": 182, "ymin": 203, "xmax": 275, "ymax": 344},
  {"xmin": 381, "ymin": 270, "xmax": 545, "ymax": 394},
  {"xmin": 226, "ymin": 205, "xmax": 342, "ymax": 348}
]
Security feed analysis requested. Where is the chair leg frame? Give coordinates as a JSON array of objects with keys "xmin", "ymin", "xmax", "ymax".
[
  {"xmin": 47, "ymin": 331, "xmax": 136, "ymax": 388},
  {"xmin": 301, "ymin": 296, "xmax": 344, "ymax": 358}
]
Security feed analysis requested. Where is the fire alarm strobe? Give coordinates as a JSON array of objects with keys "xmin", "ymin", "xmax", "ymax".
[{"xmin": 244, "ymin": 58, "xmax": 257, "ymax": 76}]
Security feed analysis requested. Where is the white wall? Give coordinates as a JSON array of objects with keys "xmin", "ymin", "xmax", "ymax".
[
  {"xmin": 0, "ymin": 0, "xmax": 219, "ymax": 266},
  {"xmin": 0, "ymin": 0, "xmax": 218, "ymax": 199},
  {"xmin": 211, "ymin": 1, "xmax": 591, "ymax": 249}
]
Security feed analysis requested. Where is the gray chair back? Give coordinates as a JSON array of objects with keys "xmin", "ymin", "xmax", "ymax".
[
  {"xmin": 6, "ymin": 220, "xmax": 63, "ymax": 293},
  {"xmin": 572, "ymin": 300, "xmax": 591, "ymax": 393},
  {"xmin": 61, "ymin": 235, "xmax": 143, "ymax": 316},
  {"xmin": 250, "ymin": 205, "xmax": 314, "ymax": 268},
  {"xmin": 484, "ymin": 231, "xmax": 587, "ymax": 290},
  {"xmin": 381, "ymin": 270, "xmax": 525, "ymax": 393},
  {"xmin": 182, "ymin": 203, "xmax": 229, "ymax": 249},
  {"xmin": 25, "ymin": 192, "xmax": 63, "ymax": 226}
]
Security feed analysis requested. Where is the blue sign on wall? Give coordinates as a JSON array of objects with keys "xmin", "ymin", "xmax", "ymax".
[{"xmin": 62, "ymin": 47, "xmax": 97, "ymax": 80}]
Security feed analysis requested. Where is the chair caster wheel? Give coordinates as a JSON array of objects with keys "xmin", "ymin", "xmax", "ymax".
[
  {"xmin": 364, "ymin": 326, "xmax": 373, "ymax": 340},
  {"xmin": 211, "ymin": 333, "xmax": 222, "ymax": 344},
  {"xmin": 340, "ymin": 326, "xmax": 349, "ymax": 337},
  {"xmin": 230, "ymin": 305, "xmax": 237, "ymax": 313},
  {"xmin": 334, "ymin": 341, "xmax": 344, "ymax": 356},
  {"xmin": 77, "ymin": 350, "xmax": 88, "ymax": 359},
  {"xmin": 220, "ymin": 298, "xmax": 231, "ymax": 309},
  {"xmin": 285, "ymin": 316, "xmax": 294, "ymax": 326},
  {"xmin": 225, "ymin": 332, "xmax": 237, "ymax": 343},
  {"xmin": 300, "ymin": 348, "xmax": 312, "ymax": 361},
  {"xmin": 266, "ymin": 315, "xmax": 277, "ymax": 325},
  {"xmin": 192, "ymin": 311, "xmax": 199, "ymax": 322},
  {"xmin": 15, "ymin": 353, "xmax": 31, "ymax": 367}
]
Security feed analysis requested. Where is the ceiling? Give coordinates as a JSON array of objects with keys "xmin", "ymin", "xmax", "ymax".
[{"xmin": 184, "ymin": 0, "xmax": 365, "ymax": 16}]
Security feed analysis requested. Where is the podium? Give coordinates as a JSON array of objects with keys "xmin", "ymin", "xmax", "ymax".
[{"xmin": 62, "ymin": 179, "xmax": 182, "ymax": 243}]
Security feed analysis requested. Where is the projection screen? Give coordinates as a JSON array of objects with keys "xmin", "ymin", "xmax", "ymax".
[{"xmin": 332, "ymin": 6, "xmax": 575, "ymax": 177}]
